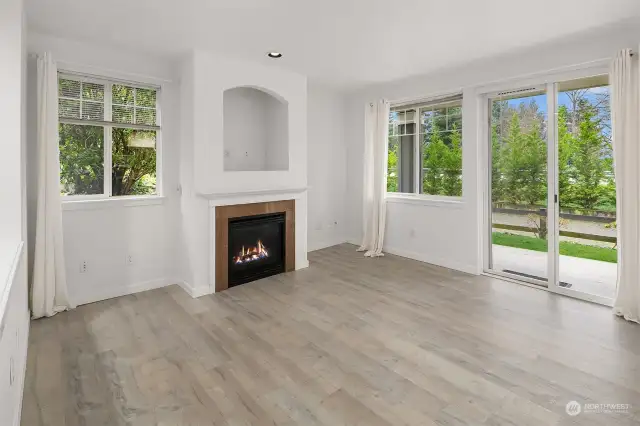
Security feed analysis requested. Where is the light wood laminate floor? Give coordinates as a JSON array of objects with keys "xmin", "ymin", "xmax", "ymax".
[{"xmin": 22, "ymin": 244, "xmax": 640, "ymax": 425}]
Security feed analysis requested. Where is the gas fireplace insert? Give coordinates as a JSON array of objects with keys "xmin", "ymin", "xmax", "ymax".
[{"xmin": 227, "ymin": 212, "xmax": 286, "ymax": 287}]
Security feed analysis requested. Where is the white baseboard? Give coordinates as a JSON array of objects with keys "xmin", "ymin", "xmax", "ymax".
[
  {"xmin": 380, "ymin": 246, "xmax": 478, "ymax": 275},
  {"xmin": 73, "ymin": 278, "xmax": 174, "ymax": 306},
  {"xmin": 307, "ymin": 236, "xmax": 348, "ymax": 253},
  {"xmin": 177, "ymin": 281, "xmax": 210, "ymax": 298},
  {"xmin": 296, "ymin": 259, "xmax": 310, "ymax": 269}
]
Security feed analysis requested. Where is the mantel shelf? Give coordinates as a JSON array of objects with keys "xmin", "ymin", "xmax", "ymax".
[{"xmin": 197, "ymin": 187, "xmax": 308, "ymax": 200}]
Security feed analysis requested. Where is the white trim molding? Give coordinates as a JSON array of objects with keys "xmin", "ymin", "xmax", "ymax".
[
  {"xmin": 0, "ymin": 242, "xmax": 24, "ymax": 329},
  {"xmin": 198, "ymin": 186, "xmax": 308, "ymax": 201},
  {"xmin": 72, "ymin": 278, "xmax": 174, "ymax": 306},
  {"xmin": 385, "ymin": 193, "xmax": 466, "ymax": 209},
  {"xmin": 177, "ymin": 281, "xmax": 210, "ymax": 299},
  {"xmin": 62, "ymin": 195, "xmax": 165, "ymax": 211},
  {"xmin": 384, "ymin": 245, "xmax": 478, "ymax": 275}
]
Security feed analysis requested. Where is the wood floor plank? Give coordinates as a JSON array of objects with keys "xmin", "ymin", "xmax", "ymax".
[{"xmin": 22, "ymin": 244, "xmax": 640, "ymax": 425}]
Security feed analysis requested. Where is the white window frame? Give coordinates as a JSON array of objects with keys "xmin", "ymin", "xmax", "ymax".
[
  {"xmin": 58, "ymin": 71, "xmax": 163, "ymax": 202},
  {"xmin": 386, "ymin": 93, "xmax": 464, "ymax": 206}
]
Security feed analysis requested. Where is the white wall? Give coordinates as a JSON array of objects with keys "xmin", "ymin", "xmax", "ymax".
[
  {"xmin": 307, "ymin": 83, "xmax": 348, "ymax": 252},
  {"xmin": 27, "ymin": 33, "xmax": 182, "ymax": 305},
  {"xmin": 0, "ymin": 0, "xmax": 25, "ymax": 246},
  {"xmin": 0, "ymin": 1, "xmax": 29, "ymax": 425},
  {"xmin": 223, "ymin": 87, "xmax": 288, "ymax": 171},
  {"xmin": 176, "ymin": 54, "xmax": 211, "ymax": 294},
  {"xmin": 265, "ymin": 97, "xmax": 289, "ymax": 171},
  {"xmin": 345, "ymin": 19, "xmax": 640, "ymax": 274}
]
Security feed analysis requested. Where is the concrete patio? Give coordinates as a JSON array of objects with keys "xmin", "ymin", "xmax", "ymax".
[{"xmin": 492, "ymin": 244, "xmax": 617, "ymax": 299}]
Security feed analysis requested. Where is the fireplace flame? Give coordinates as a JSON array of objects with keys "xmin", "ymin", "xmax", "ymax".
[{"xmin": 234, "ymin": 240, "xmax": 269, "ymax": 264}]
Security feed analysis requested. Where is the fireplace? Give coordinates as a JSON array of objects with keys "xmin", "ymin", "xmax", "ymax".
[
  {"xmin": 215, "ymin": 200, "xmax": 295, "ymax": 292},
  {"xmin": 228, "ymin": 213, "xmax": 285, "ymax": 287}
]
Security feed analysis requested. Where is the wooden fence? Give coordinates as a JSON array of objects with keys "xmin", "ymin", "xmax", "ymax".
[{"xmin": 492, "ymin": 223, "xmax": 617, "ymax": 244}]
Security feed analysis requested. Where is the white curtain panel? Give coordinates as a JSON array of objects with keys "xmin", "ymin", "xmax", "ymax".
[
  {"xmin": 610, "ymin": 49, "xmax": 640, "ymax": 323},
  {"xmin": 358, "ymin": 99, "xmax": 390, "ymax": 257},
  {"xmin": 31, "ymin": 53, "xmax": 74, "ymax": 319}
]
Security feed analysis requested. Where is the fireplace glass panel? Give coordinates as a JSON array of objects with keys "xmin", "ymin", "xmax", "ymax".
[{"xmin": 228, "ymin": 212, "xmax": 285, "ymax": 287}]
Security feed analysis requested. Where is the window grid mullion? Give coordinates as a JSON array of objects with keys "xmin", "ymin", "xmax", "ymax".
[
  {"xmin": 104, "ymin": 83, "xmax": 113, "ymax": 197},
  {"xmin": 155, "ymin": 87, "xmax": 163, "ymax": 196},
  {"xmin": 133, "ymin": 87, "xmax": 137, "ymax": 125},
  {"xmin": 414, "ymin": 109, "xmax": 420, "ymax": 194},
  {"xmin": 79, "ymin": 81, "xmax": 84, "ymax": 120}
]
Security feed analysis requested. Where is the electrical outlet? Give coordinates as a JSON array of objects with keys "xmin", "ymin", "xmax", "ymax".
[
  {"xmin": 126, "ymin": 254, "xmax": 134, "ymax": 265},
  {"xmin": 79, "ymin": 261, "xmax": 87, "ymax": 273}
]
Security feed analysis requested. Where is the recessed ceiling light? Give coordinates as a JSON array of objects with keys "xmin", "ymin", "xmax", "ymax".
[{"xmin": 267, "ymin": 52, "xmax": 283, "ymax": 59}]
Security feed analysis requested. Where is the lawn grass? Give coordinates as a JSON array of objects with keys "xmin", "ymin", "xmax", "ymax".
[{"xmin": 492, "ymin": 232, "xmax": 617, "ymax": 263}]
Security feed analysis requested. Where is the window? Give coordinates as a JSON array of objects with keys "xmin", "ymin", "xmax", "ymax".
[
  {"xmin": 387, "ymin": 94, "xmax": 463, "ymax": 197},
  {"xmin": 58, "ymin": 75, "xmax": 160, "ymax": 197}
]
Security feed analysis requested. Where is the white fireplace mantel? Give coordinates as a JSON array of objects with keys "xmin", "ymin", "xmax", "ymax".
[{"xmin": 198, "ymin": 186, "xmax": 308, "ymax": 204}]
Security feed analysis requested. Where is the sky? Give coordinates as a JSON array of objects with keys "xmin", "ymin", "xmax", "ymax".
[{"xmin": 505, "ymin": 86, "xmax": 609, "ymax": 116}]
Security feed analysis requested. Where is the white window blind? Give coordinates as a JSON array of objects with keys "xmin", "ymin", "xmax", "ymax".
[
  {"xmin": 58, "ymin": 75, "xmax": 160, "ymax": 131},
  {"xmin": 58, "ymin": 78, "xmax": 105, "ymax": 121},
  {"xmin": 112, "ymin": 84, "xmax": 157, "ymax": 126}
]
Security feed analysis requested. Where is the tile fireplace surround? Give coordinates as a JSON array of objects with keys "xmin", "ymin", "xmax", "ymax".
[{"xmin": 215, "ymin": 200, "xmax": 295, "ymax": 292}]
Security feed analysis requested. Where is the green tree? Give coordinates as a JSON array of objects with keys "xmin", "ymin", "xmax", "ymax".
[
  {"xmin": 111, "ymin": 128, "xmax": 157, "ymax": 195},
  {"xmin": 59, "ymin": 125, "xmax": 156, "ymax": 196},
  {"xmin": 422, "ymin": 129, "xmax": 447, "ymax": 195},
  {"xmin": 500, "ymin": 113, "xmax": 546, "ymax": 205},
  {"xmin": 387, "ymin": 137, "xmax": 398, "ymax": 192},
  {"xmin": 521, "ymin": 118, "xmax": 547, "ymax": 205},
  {"xmin": 420, "ymin": 106, "xmax": 463, "ymax": 197},
  {"xmin": 491, "ymin": 122, "xmax": 503, "ymax": 202},
  {"xmin": 567, "ymin": 103, "xmax": 606, "ymax": 209},
  {"xmin": 501, "ymin": 113, "xmax": 524, "ymax": 204},
  {"xmin": 441, "ymin": 125, "xmax": 462, "ymax": 196},
  {"xmin": 59, "ymin": 124, "xmax": 104, "ymax": 195},
  {"xmin": 557, "ymin": 105, "xmax": 574, "ymax": 205}
]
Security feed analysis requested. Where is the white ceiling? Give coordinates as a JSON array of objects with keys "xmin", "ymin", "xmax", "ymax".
[{"xmin": 26, "ymin": 0, "xmax": 640, "ymax": 88}]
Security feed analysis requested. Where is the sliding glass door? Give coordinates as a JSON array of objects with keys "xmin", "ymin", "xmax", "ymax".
[
  {"xmin": 555, "ymin": 76, "xmax": 617, "ymax": 299},
  {"xmin": 485, "ymin": 74, "xmax": 617, "ymax": 304},
  {"xmin": 488, "ymin": 87, "xmax": 550, "ymax": 286}
]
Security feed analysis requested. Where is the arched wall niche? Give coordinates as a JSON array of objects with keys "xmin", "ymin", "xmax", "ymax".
[{"xmin": 223, "ymin": 85, "xmax": 289, "ymax": 172}]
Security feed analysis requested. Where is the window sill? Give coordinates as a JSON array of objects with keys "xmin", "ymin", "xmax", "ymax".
[
  {"xmin": 62, "ymin": 195, "xmax": 166, "ymax": 211},
  {"xmin": 385, "ymin": 193, "xmax": 465, "ymax": 208}
]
